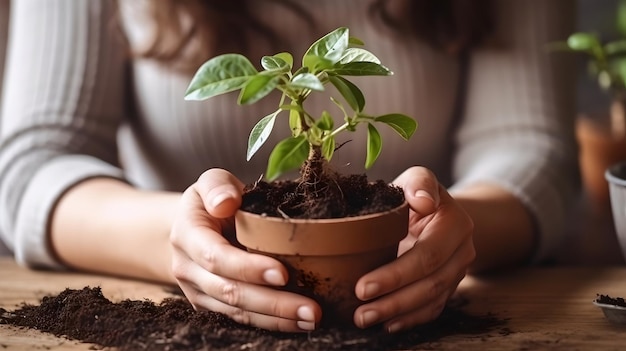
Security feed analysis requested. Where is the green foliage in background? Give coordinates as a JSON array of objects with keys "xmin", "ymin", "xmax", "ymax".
[{"xmin": 551, "ymin": 0, "xmax": 626, "ymax": 94}]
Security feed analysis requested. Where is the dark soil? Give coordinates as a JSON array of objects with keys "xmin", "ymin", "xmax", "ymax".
[
  {"xmin": 241, "ymin": 147, "xmax": 404, "ymax": 219},
  {"xmin": 0, "ymin": 287, "xmax": 508, "ymax": 351},
  {"xmin": 596, "ymin": 294, "xmax": 626, "ymax": 307},
  {"xmin": 241, "ymin": 173, "xmax": 404, "ymax": 219}
]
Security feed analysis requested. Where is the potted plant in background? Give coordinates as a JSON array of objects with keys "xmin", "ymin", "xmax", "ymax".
[
  {"xmin": 552, "ymin": 0, "xmax": 626, "ymax": 213},
  {"xmin": 552, "ymin": 0, "xmax": 626, "ymax": 263},
  {"xmin": 185, "ymin": 27, "xmax": 417, "ymax": 327}
]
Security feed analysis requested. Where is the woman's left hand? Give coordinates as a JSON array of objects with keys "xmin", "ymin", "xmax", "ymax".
[{"xmin": 353, "ymin": 166, "xmax": 475, "ymax": 333}]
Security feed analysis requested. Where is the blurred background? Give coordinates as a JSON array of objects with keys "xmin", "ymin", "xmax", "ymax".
[
  {"xmin": 561, "ymin": 0, "xmax": 626, "ymax": 265},
  {"xmin": 0, "ymin": 0, "xmax": 625, "ymax": 265}
]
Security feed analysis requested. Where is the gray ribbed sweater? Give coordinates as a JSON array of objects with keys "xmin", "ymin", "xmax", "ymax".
[{"xmin": 0, "ymin": 0, "xmax": 578, "ymax": 268}]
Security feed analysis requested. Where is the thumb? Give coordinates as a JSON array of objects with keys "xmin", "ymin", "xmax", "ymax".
[
  {"xmin": 194, "ymin": 168, "xmax": 245, "ymax": 218},
  {"xmin": 393, "ymin": 166, "xmax": 440, "ymax": 216}
]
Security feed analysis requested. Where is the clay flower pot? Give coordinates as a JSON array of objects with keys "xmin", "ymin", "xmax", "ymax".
[
  {"xmin": 577, "ymin": 98, "xmax": 626, "ymax": 214},
  {"xmin": 235, "ymin": 201, "xmax": 409, "ymax": 327}
]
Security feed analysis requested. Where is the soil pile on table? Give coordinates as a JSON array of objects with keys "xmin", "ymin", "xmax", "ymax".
[{"xmin": 0, "ymin": 287, "xmax": 506, "ymax": 351}]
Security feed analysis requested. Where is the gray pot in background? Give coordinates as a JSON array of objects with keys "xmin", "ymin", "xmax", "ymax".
[{"xmin": 606, "ymin": 161, "xmax": 626, "ymax": 261}]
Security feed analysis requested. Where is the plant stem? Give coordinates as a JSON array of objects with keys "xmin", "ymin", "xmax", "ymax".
[
  {"xmin": 300, "ymin": 145, "xmax": 327, "ymax": 185},
  {"xmin": 323, "ymin": 114, "xmax": 375, "ymax": 142},
  {"xmin": 325, "ymin": 123, "xmax": 350, "ymax": 140}
]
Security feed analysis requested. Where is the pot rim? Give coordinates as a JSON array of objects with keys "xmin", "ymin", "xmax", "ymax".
[
  {"xmin": 606, "ymin": 161, "xmax": 626, "ymax": 187},
  {"xmin": 236, "ymin": 201, "xmax": 409, "ymax": 223}
]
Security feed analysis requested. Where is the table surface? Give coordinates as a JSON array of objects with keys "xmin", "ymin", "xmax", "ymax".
[{"xmin": 1, "ymin": 257, "xmax": 626, "ymax": 350}]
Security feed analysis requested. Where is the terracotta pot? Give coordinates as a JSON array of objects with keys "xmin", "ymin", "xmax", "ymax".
[
  {"xmin": 235, "ymin": 201, "xmax": 409, "ymax": 328},
  {"xmin": 577, "ymin": 98, "xmax": 626, "ymax": 214}
]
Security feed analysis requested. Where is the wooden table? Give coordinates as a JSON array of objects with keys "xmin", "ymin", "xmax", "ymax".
[{"xmin": 1, "ymin": 257, "xmax": 626, "ymax": 350}]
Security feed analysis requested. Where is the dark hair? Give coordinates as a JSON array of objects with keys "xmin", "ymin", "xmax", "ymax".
[
  {"xmin": 135, "ymin": 0, "xmax": 492, "ymax": 74},
  {"xmin": 370, "ymin": 0, "xmax": 493, "ymax": 54}
]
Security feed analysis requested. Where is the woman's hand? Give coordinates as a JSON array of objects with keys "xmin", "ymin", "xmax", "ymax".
[
  {"xmin": 353, "ymin": 166, "xmax": 476, "ymax": 333},
  {"xmin": 169, "ymin": 168, "xmax": 322, "ymax": 332}
]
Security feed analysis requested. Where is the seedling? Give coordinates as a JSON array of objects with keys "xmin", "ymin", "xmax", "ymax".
[
  {"xmin": 185, "ymin": 27, "xmax": 417, "ymax": 182},
  {"xmin": 550, "ymin": 0, "xmax": 626, "ymax": 95}
]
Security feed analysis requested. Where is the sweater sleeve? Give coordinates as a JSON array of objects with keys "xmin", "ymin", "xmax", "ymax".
[
  {"xmin": 0, "ymin": 0, "xmax": 128, "ymax": 268},
  {"xmin": 449, "ymin": 0, "xmax": 579, "ymax": 263}
]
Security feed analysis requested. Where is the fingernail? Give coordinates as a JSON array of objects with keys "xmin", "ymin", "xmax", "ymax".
[
  {"xmin": 263, "ymin": 269, "xmax": 286, "ymax": 286},
  {"xmin": 297, "ymin": 305, "xmax": 315, "ymax": 321},
  {"xmin": 387, "ymin": 321, "xmax": 404, "ymax": 333},
  {"xmin": 297, "ymin": 320, "xmax": 316, "ymax": 331},
  {"xmin": 362, "ymin": 282, "xmax": 380, "ymax": 299},
  {"xmin": 210, "ymin": 192, "xmax": 231, "ymax": 208},
  {"xmin": 414, "ymin": 190, "xmax": 434, "ymax": 202},
  {"xmin": 360, "ymin": 310, "xmax": 380, "ymax": 327}
]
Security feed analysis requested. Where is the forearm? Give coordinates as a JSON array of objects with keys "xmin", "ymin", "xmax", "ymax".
[
  {"xmin": 50, "ymin": 178, "xmax": 180, "ymax": 284},
  {"xmin": 451, "ymin": 183, "xmax": 535, "ymax": 273}
]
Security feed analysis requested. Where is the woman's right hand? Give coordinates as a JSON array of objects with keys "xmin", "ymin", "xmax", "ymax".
[{"xmin": 169, "ymin": 168, "xmax": 322, "ymax": 332}]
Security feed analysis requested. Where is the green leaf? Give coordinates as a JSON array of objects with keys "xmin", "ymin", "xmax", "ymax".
[
  {"xmin": 302, "ymin": 56, "xmax": 334, "ymax": 73},
  {"xmin": 328, "ymin": 75, "xmax": 365, "ymax": 112},
  {"xmin": 247, "ymin": 110, "xmax": 279, "ymax": 161},
  {"xmin": 598, "ymin": 70, "xmax": 612, "ymax": 90},
  {"xmin": 293, "ymin": 66, "xmax": 310, "ymax": 76},
  {"xmin": 317, "ymin": 111, "xmax": 334, "ymax": 130},
  {"xmin": 567, "ymin": 32, "xmax": 601, "ymax": 53},
  {"xmin": 266, "ymin": 136, "xmax": 309, "ymax": 180},
  {"xmin": 290, "ymin": 73, "xmax": 325, "ymax": 91},
  {"xmin": 618, "ymin": 59, "xmax": 626, "ymax": 88},
  {"xmin": 339, "ymin": 48, "xmax": 381, "ymax": 64},
  {"xmin": 261, "ymin": 55, "xmax": 290, "ymax": 72},
  {"xmin": 365, "ymin": 124, "xmax": 382, "ymax": 169},
  {"xmin": 330, "ymin": 62, "xmax": 392, "ymax": 76},
  {"xmin": 238, "ymin": 74, "xmax": 280, "ymax": 105},
  {"xmin": 274, "ymin": 52, "xmax": 294, "ymax": 69},
  {"xmin": 308, "ymin": 124, "xmax": 323, "ymax": 143},
  {"xmin": 349, "ymin": 36, "xmax": 364, "ymax": 46},
  {"xmin": 605, "ymin": 40, "xmax": 626, "ymax": 56},
  {"xmin": 322, "ymin": 136, "xmax": 336, "ymax": 161},
  {"xmin": 303, "ymin": 27, "xmax": 349, "ymax": 71},
  {"xmin": 185, "ymin": 54, "xmax": 257, "ymax": 100},
  {"xmin": 279, "ymin": 104, "xmax": 299, "ymax": 111},
  {"xmin": 288, "ymin": 102, "xmax": 303, "ymax": 137},
  {"xmin": 375, "ymin": 113, "xmax": 417, "ymax": 140}
]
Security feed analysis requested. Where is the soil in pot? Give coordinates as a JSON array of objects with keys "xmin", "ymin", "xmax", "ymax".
[
  {"xmin": 240, "ymin": 166, "xmax": 405, "ymax": 220},
  {"xmin": 0, "ymin": 287, "xmax": 508, "ymax": 351},
  {"xmin": 239, "ymin": 146, "xmax": 404, "ymax": 220}
]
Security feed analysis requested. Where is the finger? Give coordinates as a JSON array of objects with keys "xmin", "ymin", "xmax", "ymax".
[
  {"xmin": 384, "ymin": 289, "xmax": 450, "ymax": 333},
  {"xmin": 397, "ymin": 231, "xmax": 418, "ymax": 256},
  {"xmin": 190, "ymin": 289, "xmax": 318, "ymax": 332},
  {"xmin": 355, "ymin": 239, "xmax": 473, "ymax": 330},
  {"xmin": 387, "ymin": 278, "xmax": 465, "ymax": 333},
  {"xmin": 176, "ymin": 261, "xmax": 321, "ymax": 332},
  {"xmin": 172, "ymin": 180, "xmax": 289, "ymax": 286},
  {"xmin": 393, "ymin": 166, "xmax": 440, "ymax": 216},
  {"xmin": 383, "ymin": 269, "xmax": 467, "ymax": 333},
  {"xmin": 194, "ymin": 168, "xmax": 245, "ymax": 219},
  {"xmin": 171, "ymin": 223, "xmax": 288, "ymax": 287},
  {"xmin": 356, "ymin": 192, "xmax": 473, "ymax": 300}
]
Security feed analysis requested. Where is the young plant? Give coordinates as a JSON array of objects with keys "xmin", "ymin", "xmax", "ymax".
[
  {"xmin": 550, "ymin": 0, "xmax": 626, "ymax": 96},
  {"xmin": 184, "ymin": 27, "xmax": 417, "ymax": 182}
]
